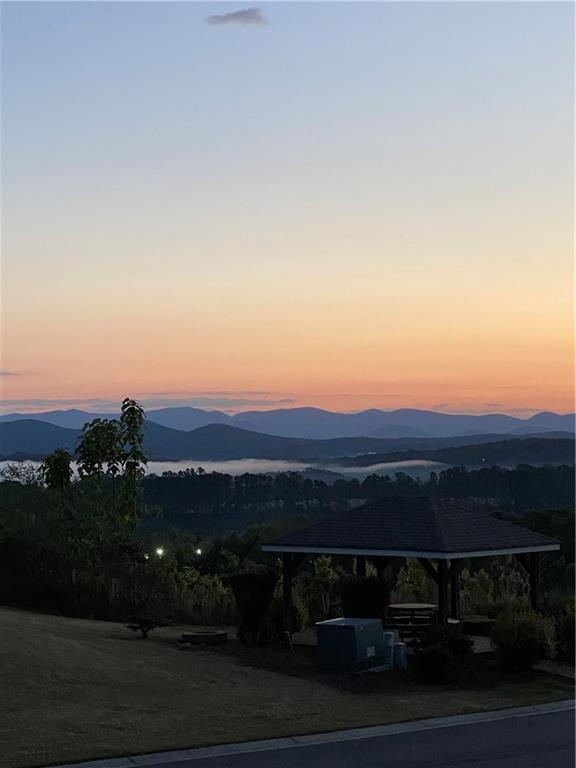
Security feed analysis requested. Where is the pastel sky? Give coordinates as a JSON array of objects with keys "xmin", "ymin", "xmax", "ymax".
[{"xmin": 1, "ymin": 2, "xmax": 574, "ymax": 415}]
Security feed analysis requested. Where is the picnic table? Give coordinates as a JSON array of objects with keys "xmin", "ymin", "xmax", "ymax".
[
  {"xmin": 386, "ymin": 603, "xmax": 438, "ymax": 648},
  {"xmin": 389, "ymin": 602, "xmax": 437, "ymax": 614}
]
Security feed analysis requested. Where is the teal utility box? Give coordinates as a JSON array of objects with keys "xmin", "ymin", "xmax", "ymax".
[{"xmin": 315, "ymin": 618, "xmax": 386, "ymax": 670}]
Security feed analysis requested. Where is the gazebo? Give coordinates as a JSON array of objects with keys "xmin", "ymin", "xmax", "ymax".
[{"xmin": 261, "ymin": 497, "xmax": 560, "ymax": 629}]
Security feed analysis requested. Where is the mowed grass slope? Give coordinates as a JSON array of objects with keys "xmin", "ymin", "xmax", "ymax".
[{"xmin": 0, "ymin": 607, "xmax": 572, "ymax": 768}]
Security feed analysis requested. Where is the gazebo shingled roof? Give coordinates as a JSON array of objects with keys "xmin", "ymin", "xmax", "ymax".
[
  {"xmin": 262, "ymin": 497, "xmax": 560, "ymax": 627},
  {"xmin": 261, "ymin": 497, "xmax": 559, "ymax": 559}
]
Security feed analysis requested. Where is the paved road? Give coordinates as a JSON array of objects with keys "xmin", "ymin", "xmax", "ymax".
[{"xmin": 140, "ymin": 711, "xmax": 574, "ymax": 768}]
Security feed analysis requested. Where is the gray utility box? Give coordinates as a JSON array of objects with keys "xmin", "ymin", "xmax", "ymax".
[{"xmin": 316, "ymin": 618, "xmax": 386, "ymax": 670}]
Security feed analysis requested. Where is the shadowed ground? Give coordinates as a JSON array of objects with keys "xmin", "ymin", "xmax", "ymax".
[{"xmin": 0, "ymin": 607, "xmax": 572, "ymax": 768}]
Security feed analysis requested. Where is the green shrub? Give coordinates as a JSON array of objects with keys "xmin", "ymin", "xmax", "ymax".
[
  {"xmin": 554, "ymin": 605, "xmax": 575, "ymax": 663},
  {"xmin": 178, "ymin": 570, "xmax": 237, "ymax": 626},
  {"xmin": 341, "ymin": 577, "xmax": 389, "ymax": 619},
  {"xmin": 459, "ymin": 569, "xmax": 494, "ymax": 615},
  {"xmin": 266, "ymin": 592, "xmax": 308, "ymax": 641},
  {"xmin": 392, "ymin": 559, "xmax": 436, "ymax": 603},
  {"xmin": 489, "ymin": 559, "xmax": 529, "ymax": 605},
  {"xmin": 302, "ymin": 556, "xmax": 340, "ymax": 622},
  {"xmin": 117, "ymin": 560, "xmax": 177, "ymax": 627},
  {"xmin": 414, "ymin": 625, "xmax": 473, "ymax": 684},
  {"xmin": 491, "ymin": 609, "xmax": 556, "ymax": 674}
]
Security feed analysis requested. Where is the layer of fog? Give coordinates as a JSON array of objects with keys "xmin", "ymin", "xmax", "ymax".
[{"xmin": 1, "ymin": 458, "xmax": 448, "ymax": 482}]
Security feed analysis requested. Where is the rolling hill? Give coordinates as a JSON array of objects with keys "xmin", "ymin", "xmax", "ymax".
[
  {"xmin": 0, "ymin": 420, "xmax": 79, "ymax": 459},
  {"xmin": 0, "ymin": 419, "xmax": 573, "ymax": 464}
]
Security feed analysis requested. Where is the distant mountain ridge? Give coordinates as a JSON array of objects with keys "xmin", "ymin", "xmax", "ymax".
[
  {"xmin": 0, "ymin": 406, "xmax": 573, "ymax": 440},
  {"xmin": 0, "ymin": 419, "xmax": 573, "ymax": 463},
  {"xmin": 0, "ymin": 407, "xmax": 230, "ymax": 432}
]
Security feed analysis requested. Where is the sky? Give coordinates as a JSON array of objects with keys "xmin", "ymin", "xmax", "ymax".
[{"xmin": 1, "ymin": 2, "xmax": 574, "ymax": 416}]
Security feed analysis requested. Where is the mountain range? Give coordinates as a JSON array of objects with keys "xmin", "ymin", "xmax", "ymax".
[
  {"xmin": 0, "ymin": 407, "xmax": 573, "ymax": 440},
  {"xmin": 0, "ymin": 419, "xmax": 573, "ymax": 464}
]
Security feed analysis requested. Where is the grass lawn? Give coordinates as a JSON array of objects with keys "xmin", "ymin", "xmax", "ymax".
[{"xmin": 0, "ymin": 607, "xmax": 572, "ymax": 768}]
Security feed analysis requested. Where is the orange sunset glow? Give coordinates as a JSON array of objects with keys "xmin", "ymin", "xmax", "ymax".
[{"xmin": 1, "ymin": 2, "xmax": 573, "ymax": 416}]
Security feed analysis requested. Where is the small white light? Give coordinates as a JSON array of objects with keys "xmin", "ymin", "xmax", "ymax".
[
  {"xmin": 155, "ymin": 547, "xmax": 164, "ymax": 557},
  {"xmin": 195, "ymin": 548, "xmax": 202, "ymax": 556},
  {"xmin": 144, "ymin": 553, "xmax": 150, "ymax": 560}
]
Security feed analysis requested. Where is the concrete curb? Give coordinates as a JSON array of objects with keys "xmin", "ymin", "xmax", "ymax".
[{"xmin": 51, "ymin": 699, "xmax": 575, "ymax": 768}]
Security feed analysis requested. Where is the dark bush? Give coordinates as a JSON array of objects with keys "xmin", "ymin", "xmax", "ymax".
[
  {"xmin": 228, "ymin": 570, "xmax": 277, "ymax": 646},
  {"xmin": 491, "ymin": 609, "xmax": 556, "ymax": 674},
  {"xmin": 554, "ymin": 605, "xmax": 575, "ymax": 663},
  {"xmin": 341, "ymin": 577, "xmax": 389, "ymax": 619},
  {"xmin": 116, "ymin": 560, "xmax": 176, "ymax": 626},
  {"xmin": 461, "ymin": 616, "xmax": 495, "ymax": 637},
  {"xmin": 414, "ymin": 625, "xmax": 473, "ymax": 684},
  {"xmin": 415, "ymin": 643, "xmax": 454, "ymax": 684},
  {"xmin": 126, "ymin": 619, "xmax": 169, "ymax": 639},
  {"xmin": 266, "ymin": 593, "xmax": 308, "ymax": 641}
]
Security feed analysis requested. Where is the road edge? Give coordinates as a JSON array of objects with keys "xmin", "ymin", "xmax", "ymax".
[{"xmin": 52, "ymin": 698, "xmax": 576, "ymax": 768}]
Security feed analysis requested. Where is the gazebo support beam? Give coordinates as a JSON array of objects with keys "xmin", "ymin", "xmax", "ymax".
[
  {"xmin": 373, "ymin": 556, "xmax": 393, "ymax": 579},
  {"xmin": 282, "ymin": 552, "xmax": 293, "ymax": 634},
  {"xmin": 341, "ymin": 555, "xmax": 355, "ymax": 574},
  {"xmin": 356, "ymin": 555, "xmax": 367, "ymax": 578},
  {"xmin": 417, "ymin": 558, "xmax": 449, "ymax": 624},
  {"xmin": 437, "ymin": 559, "xmax": 449, "ymax": 624},
  {"xmin": 418, "ymin": 558, "xmax": 439, "ymax": 583},
  {"xmin": 529, "ymin": 553, "xmax": 541, "ymax": 611},
  {"xmin": 514, "ymin": 552, "xmax": 541, "ymax": 611},
  {"xmin": 448, "ymin": 560, "xmax": 464, "ymax": 620},
  {"xmin": 282, "ymin": 552, "xmax": 306, "ymax": 633}
]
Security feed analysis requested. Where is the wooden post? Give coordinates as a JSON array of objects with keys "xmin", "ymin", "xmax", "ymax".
[
  {"xmin": 356, "ymin": 555, "xmax": 367, "ymax": 578},
  {"xmin": 418, "ymin": 558, "xmax": 439, "ymax": 584},
  {"xmin": 417, "ymin": 558, "xmax": 449, "ymax": 626},
  {"xmin": 514, "ymin": 553, "xmax": 541, "ymax": 611},
  {"xmin": 282, "ymin": 552, "xmax": 293, "ymax": 633},
  {"xmin": 437, "ymin": 560, "xmax": 449, "ymax": 625},
  {"xmin": 450, "ymin": 561, "xmax": 461, "ymax": 619},
  {"xmin": 375, "ymin": 557, "xmax": 392, "ymax": 580},
  {"xmin": 341, "ymin": 555, "xmax": 355, "ymax": 574},
  {"xmin": 529, "ymin": 552, "xmax": 540, "ymax": 611}
]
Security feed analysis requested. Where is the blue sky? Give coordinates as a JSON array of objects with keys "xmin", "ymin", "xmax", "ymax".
[{"xmin": 1, "ymin": 2, "xmax": 573, "ymax": 414}]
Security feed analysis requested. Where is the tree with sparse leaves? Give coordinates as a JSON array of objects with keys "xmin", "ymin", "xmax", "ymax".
[
  {"xmin": 76, "ymin": 418, "xmax": 123, "ymax": 481},
  {"xmin": 74, "ymin": 399, "xmax": 147, "ymax": 524},
  {"xmin": 119, "ymin": 398, "xmax": 147, "ymax": 524},
  {"xmin": 40, "ymin": 448, "xmax": 73, "ymax": 492}
]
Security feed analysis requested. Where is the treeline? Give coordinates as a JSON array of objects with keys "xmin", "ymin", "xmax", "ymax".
[
  {"xmin": 143, "ymin": 464, "xmax": 575, "ymax": 522},
  {"xmin": 333, "ymin": 437, "xmax": 575, "ymax": 468}
]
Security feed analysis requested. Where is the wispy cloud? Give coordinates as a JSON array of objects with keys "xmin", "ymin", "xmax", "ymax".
[
  {"xmin": 205, "ymin": 8, "xmax": 267, "ymax": 26},
  {"xmin": 140, "ymin": 391, "xmax": 295, "ymax": 410},
  {"xmin": 0, "ymin": 371, "xmax": 21, "ymax": 376},
  {"xmin": 0, "ymin": 398, "xmax": 117, "ymax": 413},
  {"xmin": 500, "ymin": 406, "xmax": 545, "ymax": 416},
  {"xmin": 141, "ymin": 396, "xmax": 295, "ymax": 410},
  {"xmin": 0, "ymin": 395, "xmax": 296, "ymax": 414},
  {"xmin": 147, "ymin": 390, "xmax": 276, "ymax": 397}
]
